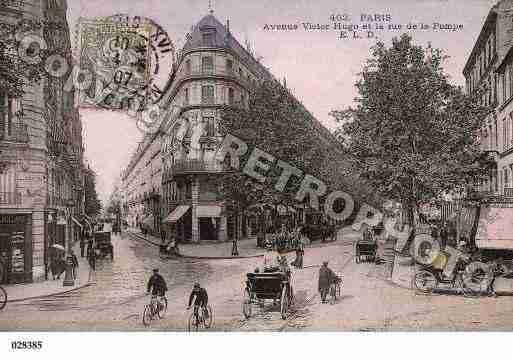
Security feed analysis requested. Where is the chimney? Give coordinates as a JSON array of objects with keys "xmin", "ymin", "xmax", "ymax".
[{"xmin": 227, "ymin": 19, "xmax": 230, "ymax": 33}]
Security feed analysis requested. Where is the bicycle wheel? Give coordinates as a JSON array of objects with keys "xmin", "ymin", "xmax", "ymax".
[
  {"xmin": 157, "ymin": 297, "xmax": 168, "ymax": 319},
  {"xmin": 280, "ymin": 286, "xmax": 288, "ymax": 320},
  {"xmin": 242, "ymin": 289, "xmax": 252, "ymax": 319},
  {"xmin": 204, "ymin": 305, "xmax": 213, "ymax": 329},
  {"xmin": 188, "ymin": 311, "xmax": 203, "ymax": 331},
  {"xmin": 142, "ymin": 304, "xmax": 153, "ymax": 326},
  {"xmin": 0, "ymin": 286, "xmax": 6, "ymax": 310}
]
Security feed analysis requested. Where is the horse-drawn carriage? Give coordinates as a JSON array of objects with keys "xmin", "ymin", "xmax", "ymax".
[
  {"xmin": 94, "ymin": 231, "xmax": 113, "ymax": 260},
  {"xmin": 242, "ymin": 271, "xmax": 294, "ymax": 320}
]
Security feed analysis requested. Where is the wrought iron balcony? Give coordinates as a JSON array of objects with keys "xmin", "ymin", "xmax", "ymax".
[
  {"xmin": 0, "ymin": 192, "xmax": 22, "ymax": 205},
  {"xmin": 169, "ymin": 159, "xmax": 225, "ymax": 175},
  {"xmin": 504, "ymin": 188, "xmax": 513, "ymax": 197},
  {"xmin": 0, "ymin": 123, "xmax": 29, "ymax": 143}
]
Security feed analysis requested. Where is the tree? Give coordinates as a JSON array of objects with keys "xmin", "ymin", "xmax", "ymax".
[
  {"xmin": 0, "ymin": 19, "xmax": 57, "ymax": 98},
  {"xmin": 218, "ymin": 80, "xmax": 378, "ymax": 236},
  {"xmin": 331, "ymin": 34, "xmax": 489, "ymax": 233},
  {"xmin": 84, "ymin": 167, "xmax": 102, "ymax": 217}
]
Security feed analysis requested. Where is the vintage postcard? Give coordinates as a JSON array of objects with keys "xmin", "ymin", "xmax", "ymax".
[{"xmin": 1, "ymin": 0, "xmax": 513, "ymax": 353}]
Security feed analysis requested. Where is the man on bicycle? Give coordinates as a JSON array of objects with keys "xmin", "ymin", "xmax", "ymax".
[
  {"xmin": 187, "ymin": 283, "xmax": 209, "ymax": 322},
  {"xmin": 147, "ymin": 268, "xmax": 168, "ymax": 306}
]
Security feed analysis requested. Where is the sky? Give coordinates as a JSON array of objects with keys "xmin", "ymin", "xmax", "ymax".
[{"xmin": 67, "ymin": 0, "xmax": 498, "ymax": 204}]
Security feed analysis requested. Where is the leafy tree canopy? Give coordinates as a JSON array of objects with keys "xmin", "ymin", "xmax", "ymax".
[{"xmin": 330, "ymin": 34, "xmax": 489, "ymax": 224}]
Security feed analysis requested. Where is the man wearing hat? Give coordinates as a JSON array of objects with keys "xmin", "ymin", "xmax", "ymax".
[
  {"xmin": 318, "ymin": 261, "xmax": 337, "ymax": 304},
  {"xmin": 187, "ymin": 282, "xmax": 209, "ymax": 324},
  {"xmin": 147, "ymin": 268, "xmax": 168, "ymax": 297}
]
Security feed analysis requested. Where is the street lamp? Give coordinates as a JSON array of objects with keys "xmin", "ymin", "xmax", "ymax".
[{"xmin": 62, "ymin": 198, "xmax": 76, "ymax": 287}]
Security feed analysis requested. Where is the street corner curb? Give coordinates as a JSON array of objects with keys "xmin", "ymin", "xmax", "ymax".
[
  {"xmin": 177, "ymin": 253, "xmax": 265, "ymax": 260},
  {"xmin": 6, "ymin": 281, "xmax": 93, "ymax": 303},
  {"xmin": 127, "ymin": 230, "xmax": 265, "ymax": 259}
]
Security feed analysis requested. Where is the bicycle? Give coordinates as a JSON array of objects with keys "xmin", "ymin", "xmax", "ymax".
[
  {"xmin": 0, "ymin": 286, "xmax": 6, "ymax": 310},
  {"xmin": 329, "ymin": 277, "xmax": 342, "ymax": 305},
  {"xmin": 142, "ymin": 294, "xmax": 168, "ymax": 326},
  {"xmin": 187, "ymin": 305, "xmax": 213, "ymax": 331}
]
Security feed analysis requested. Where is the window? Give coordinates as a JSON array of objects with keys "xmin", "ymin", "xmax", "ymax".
[
  {"xmin": 228, "ymin": 88, "xmax": 234, "ymax": 105},
  {"xmin": 503, "ymin": 72, "xmax": 507, "ymax": 103},
  {"xmin": 504, "ymin": 167, "xmax": 509, "ymax": 191},
  {"xmin": 504, "ymin": 118, "xmax": 507, "ymax": 151},
  {"xmin": 201, "ymin": 85, "xmax": 214, "ymax": 104},
  {"xmin": 185, "ymin": 59, "xmax": 191, "ymax": 75},
  {"xmin": 202, "ymin": 32, "xmax": 214, "ymax": 47},
  {"xmin": 184, "ymin": 88, "xmax": 189, "ymax": 105},
  {"xmin": 509, "ymin": 112, "xmax": 513, "ymax": 146},
  {"xmin": 202, "ymin": 56, "xmax": 213, "ymax": 74},
  {"xmin": 240, "ymin": 92, "xmax": 245, "ymax": 107},
  {"xmin": 226, "ymin": 59, "xmax": 233, "ymax": 73},
  {"xmin": 0, "ymin": 93, "xmax": 13, "ymax": 139},
  {"xmin": 495, "ymin": 118, "xmax": 498, "ymax": 150},
  {"xmin": 239, "ymin": 68, "xmax": 242, "ymax": 77},
  {"xmin": 203, "ymin": 116, "xmax": 215, "ymax": 136},
  {"xmin": 510, "ymin": 64, "xmax": 513, "ymax": 100}
]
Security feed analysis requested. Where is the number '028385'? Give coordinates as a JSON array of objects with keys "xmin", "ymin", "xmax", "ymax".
[{"xmin": 11, "ymin": 341, "xmax": 43, "ymax": 350}]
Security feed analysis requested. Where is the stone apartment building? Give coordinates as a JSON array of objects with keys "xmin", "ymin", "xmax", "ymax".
[
  {"xmin": 463, "ymin": 0, "xmax": 513, "ymax": 197},
  {"xmin": 121, "ymin": 11, "xmax": 358, "ymax": 243},
  {"xmin": 0, "ymin": 0, "xmax": 84, "ymax": 284}
]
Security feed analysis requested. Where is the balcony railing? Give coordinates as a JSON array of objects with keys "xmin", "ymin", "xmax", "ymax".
[
  {"xmin": 0, "ymin": 192, "xmax": 22, "ymax": 205},
  {"xmin": 170, "ymin": 159, "xmax": 225, "ymax": 175},
  {"xmin": 0, "ymin": 123, "xmax": 29, "ymax": 143},
  {"xmin": 505, "ymin": 188, "xmax": 513, "ymax": 197}
]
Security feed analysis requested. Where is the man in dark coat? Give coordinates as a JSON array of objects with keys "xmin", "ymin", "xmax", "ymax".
[
  {"xmin": 147, "ymin": 268, "xmax": 168, "ymax": 297},
  {"xmin": 70, "ymin": 250, "xmax": 79, "ymax": 280},
  {"xmin": 318, "ymin": 261, "xmax": 336, "ymax": 304}
]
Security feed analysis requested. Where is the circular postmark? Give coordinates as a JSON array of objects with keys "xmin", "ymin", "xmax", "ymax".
[{"xmin": 77, "ymin": 14, "xmax": 175, "ymax": 113}]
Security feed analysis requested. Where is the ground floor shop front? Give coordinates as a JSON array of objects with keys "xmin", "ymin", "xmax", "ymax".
[{"xmin": 0, "ymin": 208, "xmax": 83, "ymax": 284}]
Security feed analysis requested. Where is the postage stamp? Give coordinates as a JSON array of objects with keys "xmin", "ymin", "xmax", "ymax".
[{"xmin": 75, "ymin": 14, "xmax": 175, "ymax": 113}]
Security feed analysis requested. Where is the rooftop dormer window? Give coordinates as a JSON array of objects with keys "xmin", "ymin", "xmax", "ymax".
[{"xmin": 202, "ymin": 31, "xmax": 215, "ymax": 47}]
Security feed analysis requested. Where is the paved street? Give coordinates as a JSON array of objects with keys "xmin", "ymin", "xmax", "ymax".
[{"xmin": 1, "ymin": 227, "xmax": 513, "ymax": 331}]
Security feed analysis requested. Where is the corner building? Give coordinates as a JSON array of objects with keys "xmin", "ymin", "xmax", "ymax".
[{"xmin": 158, "ymin": 12, "xmax": 339, "ymax": 242}]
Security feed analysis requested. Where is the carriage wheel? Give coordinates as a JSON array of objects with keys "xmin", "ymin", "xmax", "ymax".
[
  {"xmin": 280, "ymin": 286, "xmax": 288, "ymax": 320},
  {"xmin": 413, "ymin": 270, "xmax": 437, "ymax": 294},
  {"xmin": 242, "ymin": 289, "xmax": 252, "ymax": 319}
]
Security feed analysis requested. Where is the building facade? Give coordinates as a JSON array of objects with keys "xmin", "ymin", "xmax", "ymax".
[
  {"xmin": 463, "ymin": 0, "xmax": 513, "ymax": 196},
  {"xmin": 0, "ymin": 0, "xmax": 84, "ymax": 284},
  {"xmin": 120, "ymin": 11, "xmax": 360, "ymax": 243}
]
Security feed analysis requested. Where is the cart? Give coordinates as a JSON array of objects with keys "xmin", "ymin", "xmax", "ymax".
[
  {"xmin": 94, "ymin": 231, "xmax": 113, "ymax": 260},
  {"xmin": 242, "ymin": 272, "xmax": 293, "ymax": 320},
  {"xmin": 355, "ymin": 239, "xmax": 377, "ymax": 263}
]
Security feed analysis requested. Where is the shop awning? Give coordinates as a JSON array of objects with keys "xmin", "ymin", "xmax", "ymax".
[
  {"xmin": 163, "ymin": 205, "xmax": 190, "ymax": 223},
  {"xmin": 71, "ymin": 216, "xmax": 83, "ymax": 229},
  {"xmin": 196, "ymin": 205, "xmax": 221, "ymax": 217},
  {"xmin": 143, "ymin": 215, "xmax": 154, "ymax": 228}
]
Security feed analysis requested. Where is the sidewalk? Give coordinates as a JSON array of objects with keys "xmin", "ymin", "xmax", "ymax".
[
  {"xmin": 126, "ymin": 226, "xmax": 361, "ymax": 259},
  {"xmin": 4, "ymin": 241, "xmax": 92, "ymax": 302}
]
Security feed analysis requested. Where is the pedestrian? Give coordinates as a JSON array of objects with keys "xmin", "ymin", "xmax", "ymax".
[
  {"xmin": 439, "ymin": 221, "xmax": 448, "ymax": 250},
  {"xmin": 87, "ymin": 243, "xmax": 96, "ymax": 271},
  {"xmin": 318, "ymin": 261, "xmax": 336, "ymax": 304},
  {"xmin": 80, "ymin": 233, "xmax": 85, "ymax": 258},
  {"xmin": 231, "ymin": 237, "xmax": 239, "ymax": 256},
  {"xmin": 70, "ymin": 250, "xmax": 79, "ymax": 280},
  {"xmin": 293, "ymin": 238, "xmax": 304, "ymax": 269}
]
